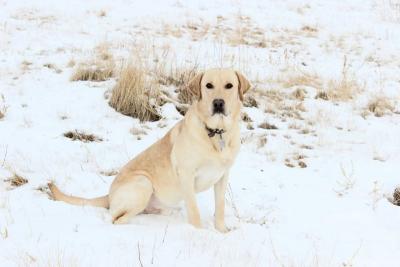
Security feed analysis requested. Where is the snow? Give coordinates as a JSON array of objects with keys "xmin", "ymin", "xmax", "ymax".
[{"xmin": 1, "ymin": 0, "xmax": 400, "ymax": 266}]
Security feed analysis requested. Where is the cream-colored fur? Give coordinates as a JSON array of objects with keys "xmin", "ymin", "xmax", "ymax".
[{"xmin": 49, "ymin": 68, "xmax": 251, "ymax": 232}]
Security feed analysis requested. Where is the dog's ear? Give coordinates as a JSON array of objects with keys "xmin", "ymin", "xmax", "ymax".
[
  {"xmin": 235, "ymin": 71, "xmax": 252, "ymax": 101},
  {"xmin": 188, "ymin": 72, "xmax": 204, "ymax": 100}
]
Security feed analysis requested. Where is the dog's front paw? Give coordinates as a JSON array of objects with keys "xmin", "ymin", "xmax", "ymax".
[
  {"xmin": 189, "ymin": 220, "xmax": 202, "ymax": 229},
  {"xmin": 215, "ymin": 223, "xmax": 229, "ymax": 233}
]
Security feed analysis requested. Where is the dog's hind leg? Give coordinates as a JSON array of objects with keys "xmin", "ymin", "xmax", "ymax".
[{"xmin": 109, "ymin": 175, "xmax": 153, "ymax": 224}]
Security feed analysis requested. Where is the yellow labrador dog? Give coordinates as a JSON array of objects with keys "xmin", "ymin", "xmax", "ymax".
[{"xmin": 49, "ymin": 68, "xmax": 251, "ymax": 232}]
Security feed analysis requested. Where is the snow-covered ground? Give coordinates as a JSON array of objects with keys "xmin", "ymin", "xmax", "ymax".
[{"xmin": 1, "ymin": 0, "xmax": 400, "ymax": 266}]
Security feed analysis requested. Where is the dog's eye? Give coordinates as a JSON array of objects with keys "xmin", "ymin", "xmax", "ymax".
[
  {"xmin": 206, "ymin": 83, "xmax": 214, "ymax": 89},
  {"xmin": 225, "ymin": 83, "xmax": 233, "ymax": 89}
]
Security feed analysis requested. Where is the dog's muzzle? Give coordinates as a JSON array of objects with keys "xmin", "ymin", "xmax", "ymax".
[{"xmin": 212, "ymin": 99, "xmax": 225, "ymax": 115}]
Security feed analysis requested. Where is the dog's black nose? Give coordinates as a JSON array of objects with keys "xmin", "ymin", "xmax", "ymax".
[{"xmin": 213, "ymin": 99, "xmax": 225, "ymax": 114}]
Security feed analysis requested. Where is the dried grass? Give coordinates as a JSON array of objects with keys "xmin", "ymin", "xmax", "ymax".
[
  {"xmin": 280, "ymin": 72, "xmax": 322, "ymax": 89},
  {"xmin": 367, "ymin": 96, "xmax": 395, "ymax": 117},
  {"xmin": 301, "ymin": 25, "xmax": 318, "ymax": 33},
  {"xmin": 259, "ymin": 122, "xmax": 278, "ymax": 130},
  {"xmin": 315, "ymin": 91, "xmax": 329, "ymax": 100},
  {"xmin": 279, "ymin": 57, "xmax": 362, "ymax": 103},
  {"xmin": 392, "ymin": 187, "xmax": 400, "ymax": 206},
  {"xmin": 241, "ymin": 112, "xmax": 253, "ymax": 122},
  {"xmin": 258, "ymin": 135, "xmax": 267, "ymax": 148},
  {"xmin": 109, "ymin": 62, "xmax": 161, "ymax": 122},
  {"xmin": 298, "ymin": 161, "xmax": 307, "ymax": 168},
  {"xmin": 71, "ymin": 62, "xmax": 114, "ymax": 81},
  {"xmin": 0, "ymin": 95, "xmax": 7, "ymax": 120},
  {"xmin": 320, "ymin": 57, "xmax": 363, "ymax": 101},
  {"xmin": 44, "ymin": 63, "xmax": 62, "ymax": 73},
  {"xmin": 243, "ymin": 95, "xmax": 258, "ymax": 107},
  {"xmin": 70, "ymin": 44, "xmax": 115, "ymax": 81},
  {"xmin": 67, "ymin": 59, "xmax": 76, "ymax": 68},
  {"xmin": 158, "ymin": 66, "xmax": 199, "ymax": 105},
  {"xmin": 99, "ymin": 169, "xmax": 118, "ymax": 176},
  {"xmin": 64, "ymin": 130, "xmax": 102, "ymax": 142},
  {"xmin": 98, "ymin": 10, "xmax": 106, "ymax": 17},
  {"xmin": 292, "ymin": 88, "xmax": 307, "ymax": 100},
  {"xmin": 130, "ymin": 127, "xmax": 147, "ymax": 136},
  {"xmin": 4, "ymin": 173, "xmax": 28, "ymax": 189},
  {"xmin": 159, "ymin": 15, "xmax": 267, "ymax": 48}
]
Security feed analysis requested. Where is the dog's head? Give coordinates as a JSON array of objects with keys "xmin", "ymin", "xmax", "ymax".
[{"xmin": 188, "ymin": 69, "xmax": 251, "ymax": 129}]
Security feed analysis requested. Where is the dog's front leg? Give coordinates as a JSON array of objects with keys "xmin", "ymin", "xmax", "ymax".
[
  {"xmin": 180, "ymin": 171, "xmax": 201, "ymax": 228},
  {"xmin": 214, "ymin": 172, "xmax": 229, "ymax": 233}
]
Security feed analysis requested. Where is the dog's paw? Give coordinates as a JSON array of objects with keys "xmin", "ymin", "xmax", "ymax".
[
  {"xmin": 215, "ymin": 224, "xmax": 229, "ymax": 233},
  {"xmin": 189, "ymin": 219, "xmax": 202, "ymax": 229}
]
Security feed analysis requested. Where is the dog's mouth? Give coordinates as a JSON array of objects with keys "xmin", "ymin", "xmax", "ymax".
[{"xmin": 212, "ymin": 110, "xmax": 226, "ymax": 116}]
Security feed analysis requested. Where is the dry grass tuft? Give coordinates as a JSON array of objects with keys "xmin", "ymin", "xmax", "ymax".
[
  {"xmin": 71, "ymin": 62, "xmax": 114, "ymax": 81},
  {"xmin": 243, "ymin": 95, "xmax": 258, "ymax": 107},
  {"xmin": 64, "ymin": 130, "xmax": 103, "ymax": 142},
  {"xmin": 98, "ymin": 10, "xmax": 106, "ymax": 17},
  {"xmin": 159, "ymin": 15, "xmax": 266, "ymax": 48},
  {"xmin": 21, "ymin": 60, "xmax": 32, "ymax": 71},
  {"xmin": 279, "ymin": 71, "xmax": 322, "ymax": 89},
  {"xmin": 292, "ymin": 88, "xmax": 307, "ymax": 100},
  {"xmin": 284, "ymin": 158, "xmax": 295, "ymax": 168},
  {"xmin": 246, "ymin": 123, "xmax": 254, "ymax": 130},
  {"xmin": 0, "ymin": 95, "xmax": 7, "ymax": 120},
  {"xmin": 99, "ymin": 169, "xmax": 118, "ymax": 176},
  {"xmin": 158, "ymin": 66, "xmax": 199, "ymax": 105},
  {"xmin": 392, "ymin": 187, "xmax": 400, "ymax": 206},
  {"xmin": 319, "ymin": 57, "xmax": 363, "ymax": 101},
  {"xmin": 70, "ymin": 44, "xmax": 114, "ymax": 81},
  {"xmin": 301, "ymin": 25, "xmax": 318, "ymax": 33},
  {"xmin": 4, "ymin": 173, "xmax": 28, "ymax": 189},
  {"xmin": 282, "ymin": 57, "xmax": 362, "ymax": 102},
  {"xmin": 315, "ymin": 91, "xmax": 329, "ymax": 100},
  {"xmin": 258, "ymin": 135, "xmax": 267, "ymax": 148},
  {"xmin": 259, "ymin": 122, "xmax": 278, "ymax": 130},
  {"xmin": 298, "ymin": 161, "xmax": 307, "ymax": 168},
  {"xmin": 241, "ymin": 112, "xmax": 253, "ymax": 122},
  {"xmin": 67, "ymin": 59, "xmax": 76, "ymax": 68},
  {"xmin": 44, "ymin": 63, "xmax": 62, "ymax": 73},
  {"xmin": 109, "ymin": 63, "xmax": 161, "ymax": 122},
  {"xmin": 367, "ymin": 96, "xmax": 395, "ymax": 117},
  {"xmin": 130, "ymin": 127, "xmax": 147, "ymax": 136}
]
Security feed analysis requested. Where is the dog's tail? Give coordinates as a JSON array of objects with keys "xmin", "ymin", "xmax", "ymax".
[{"xmin": 48, "ymin": 183, "xmax": 109, "ymax": 208}]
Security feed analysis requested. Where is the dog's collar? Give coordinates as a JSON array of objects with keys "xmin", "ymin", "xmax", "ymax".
[{"xmin": 205, "ymin": 125, "xmax": 225, "ymax": 138}]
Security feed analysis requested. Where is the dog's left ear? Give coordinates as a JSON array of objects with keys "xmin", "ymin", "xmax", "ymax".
[
  {"xmin": 188, "ymin": 72, "xmax": 204, "ymax": 100},
  {"xmin": 235, "ymin": 71, "xmax": 252, "ymax": 101}
]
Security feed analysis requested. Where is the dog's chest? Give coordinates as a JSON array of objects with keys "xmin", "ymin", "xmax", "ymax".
[{"xmin": 194, "ymin": 163, "xmax": 226, "ymax": 192}]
